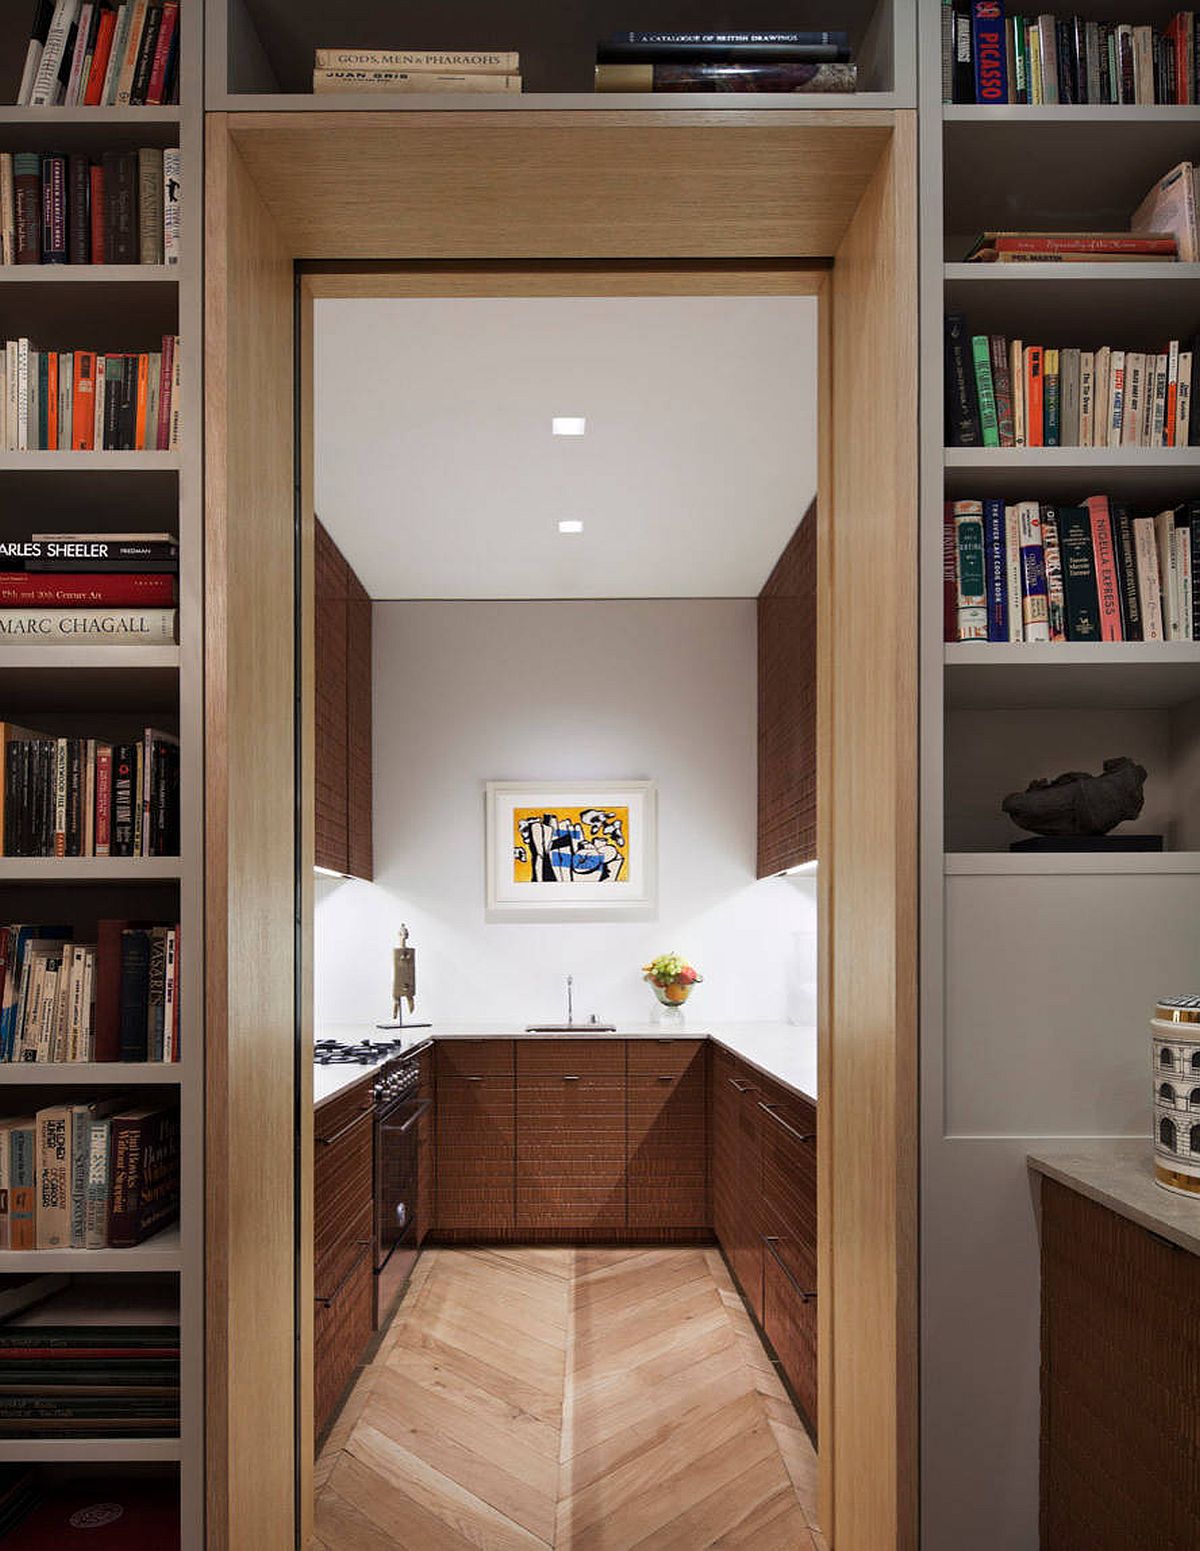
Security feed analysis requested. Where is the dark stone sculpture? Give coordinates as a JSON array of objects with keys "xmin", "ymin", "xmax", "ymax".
[{"xmin": 1002, "ymin": 756, "xmax": 1147, "ymax": 837}]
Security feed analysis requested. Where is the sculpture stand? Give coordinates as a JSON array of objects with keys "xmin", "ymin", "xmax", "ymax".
[{"xmin": 1010, "ymin": 834, "xmax": 1163, "ymax": 852}]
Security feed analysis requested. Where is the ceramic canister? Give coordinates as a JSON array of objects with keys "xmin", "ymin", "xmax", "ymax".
[{"xmin": 1152, "ymin": 995, "xmax": 1200, "ymax": 1196}]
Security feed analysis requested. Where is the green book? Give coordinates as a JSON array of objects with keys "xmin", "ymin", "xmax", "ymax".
[{"xmin": 971, "ymin": 335, "xmax": 1000, "ymax": 447}]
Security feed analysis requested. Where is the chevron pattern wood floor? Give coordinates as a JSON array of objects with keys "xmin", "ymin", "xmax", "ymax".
[{"xmin": 313, "ymin": 1246, "xmax": 825, "ymax": 1551}]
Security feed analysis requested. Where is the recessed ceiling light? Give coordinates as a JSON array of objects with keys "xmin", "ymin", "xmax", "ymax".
[
  {"xmin": 558, "ymin": 520, "xmax": 584, "ymax": 535},
  {"xmin": 552, "ymin": 417, "xmax": 586, "ymax": 436}
]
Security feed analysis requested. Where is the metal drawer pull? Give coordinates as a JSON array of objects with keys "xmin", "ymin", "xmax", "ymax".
[
  {"xmin": 314, "ymin": 1240, "xmax": 372, "ymax": 1307},
  {"xmin": 562, "ymin": 1075, "xmax": 580, "ymax": 1081},
  {"xmin": 758, "ymin": 1101, "xmax": 815, "ymax": 1146},
  {"xmin": 381, "ymin": 1098, "xmax": 432, "ymax": 1136},
  {"xmin": 463, "ymin": 1075, "xmax": 484, "ymax": 1082},
  {"xmin": 316, "ymin": 1105, "xmax": 373, "ymax": 1148},
  {"xmin": 656, "ymin": 1075, "xmax": 675, "ymax": 1083},
  {"xmin": 728, "ymin": 1078, "xmax": 756, "ymax": 1094},
  {"xmin": 762, "ymin": 1235, "xmax": 817, "ymax": 1304}
]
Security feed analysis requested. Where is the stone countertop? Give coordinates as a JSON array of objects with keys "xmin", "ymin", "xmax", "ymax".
[
  {"xmin": 312, "ymin": 1021, "xmax": 818, "ymax": 1107},
  {"xmin": 1028, "ymin": 1140, "xmax": 1200, "ymax": 1257}
]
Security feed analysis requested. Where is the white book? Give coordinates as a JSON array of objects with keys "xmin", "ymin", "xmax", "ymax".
[
  {"xmin": 163, "ymin": 148, "xmax": 181, "ymax": 266},
  {"xmin": 1156, "ymin": 509, "xmax": 1181, "ymax": 639},
  {"xmin": 1107, "ymin": 350, "xmax": 1126, "ymax": 446},
  {"xmin": 0, "ymin": 155, "xmax": 14, "ymax": 266},
  {"xmin": 1133, "ymin": 516, "xmax": 1164, "ymax": 641},
  {"xmin": 35, "ymin": 960, "xmax": 60, "ymax": 1062},
  {"xmin": 66, "ymin": 945, "xmax": 87, "ymax": 1060},
  {"xmin": 1138, "ymin": 355, "xmax": 1156, "ymax": 447},
  {"xmin": 1122, "ymin": 353, "xmax": 1145, "ymax": 446},
  {"xmin": 162, "ymin": 928, "xmax": 177, "ymax": 1060},
  {"xmin": 52, "ymin": 949, "xmax": 75, "ymax": 1061},
  {"xmin": 101, "ymin": 0, "xmax": 132, "ymax": 106},
  {"xmin": 57, "ymin": 351, "xmax": 71, "ymax": 453},
  {"xmin": 1078, "ymin": 351, "xmax": 1095, "ymax": 448},
  {"xmin": 29, "ymin": 0, "xmax": 80, "ymax": 106},
  {"xmin": 1009, "ymin": 339, "xmax": 1025, "ymax": 446},
  {"xmin": 1175, "ymin": 523, "xmax": 1193, "ymax": 642},
  {"xmin": 17, "ymin": 339, "xmax": 29, "ymax": 453},
  {"xmin": 17, "ymin": 20, "xmax": 47, "ymax": 107},
  {"xmin": 4, "ymin": 341, "xmax": 14, "ymax": 452},
  {"xmin": 1176, "ymin": 353, "xmax": 1193, "ymax": 448},
  {"xmin": 1093, "ymin": 347, "xmax": 1111, "ymax": 450},
  {"xmin": 113, "ymin": 0, "xmax": 148, "ymax": 106},
  {"xmin": 81, "ymin": 946, "xmax": 96, "ymax": 1058},
  {"xmin": 169, "ymin": 340, "xmax": 181, "ymax": 451},
  {"xmin": 1004, "ymin": 503, "xmax": 1023, "ymax": 642},
  {"xmin": 0, "ymin": 358, "xmax": 6, "ymax": 453},
  {"xmin": 1017, "ymin": 501, "xmax": 1050, "ymax": 642},
  {"xmin": 1149, "ymin": 352, "xmax": 1169, "ymax": 447},
  {"xmin": 64, "ymin": 2, "xmax": 93, "ymax": 104}
]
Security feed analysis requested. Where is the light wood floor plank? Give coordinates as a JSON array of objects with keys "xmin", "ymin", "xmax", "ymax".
[{"xmin": 315, "ymin": 1246, "xmax": 820, "ymax": 1551}]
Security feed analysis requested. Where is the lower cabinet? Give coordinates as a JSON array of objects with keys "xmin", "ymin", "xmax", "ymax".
[
  {"xmin": 517, "ymin": 1041, "xmax": 626, "ymax": 1234},
  {"xmin": 628, "ymin": 1039, "xmax": 708, "ymax": 1232},
  {"xmin": 416, "ymin": 1045, "xmax": 434, "ymax": 1245},
  {"xmin": 313, "ymin": 1238, "xmax": 373, "ymax": 1440}
]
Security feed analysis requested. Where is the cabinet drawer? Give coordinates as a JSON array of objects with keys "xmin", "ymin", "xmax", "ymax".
[
  {"xmin": 517, "ymin": 1039, "xmax": 624, "ymax": 1076},
  {"xmin": 762, "ymin": 1235, "xmax": 818, "ymax": 1434},
  {"xmin": 314, "ymin": 1238, "xmax": 373, "ymax": 1439},
  {"xmin": 759, "ymin": 1093, "xmax": 817, "ymax": 1290},
  {"xmin": 435, "ymin": 1075, "xmax": 514, "ymax": 1234},
  {"xmin": 314, "ymin": 1077, "xmax": 374, "ymax": 1146},
  {"xmin": 628, "ymin": 1038, "xmax": 705, "ymax": 1077},
  {"xmin": 517, "ymin": 1074, "xmax": 625, "ymax": 1231},
  {"xmin": 314, "ymin": 1103, "xmax": 373, "ymax": 1275},
  {"xmin": 437, "ymin": 1039, "xmax": 514, "ymax": 1077}
]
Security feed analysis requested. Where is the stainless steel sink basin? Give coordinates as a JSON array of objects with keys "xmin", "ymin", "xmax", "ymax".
[{"xmin": 524, "ymin": 1023, "xmax": 616, "ymax": 1033}]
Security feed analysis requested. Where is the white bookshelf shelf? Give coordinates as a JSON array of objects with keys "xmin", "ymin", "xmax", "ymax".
[
  {"xmin": 0, "ymin": 857, "xmax": 181, "ymax": 881},
  {"xmin": 943, "ymin": 445, "xmax": 1200, "ymax": 500},
  {"xmin": 0, "ymin": 107, "xmax": 181, "ymax": 126},
  {"xmin": 944, "ymin": 642, "xmax": 1200, "ymax": 709},
  {"xmin": 0, "ymin": 1223, "xmax": 180, "ymax": 1272},
  {"xmin": 945, "ymin": 447, "xmax": 1200, "ymax": 470},
  {"xmin": 943, "ymin": 262, "xmax": 1199, "ymax": 285},
  {"xmin": 0, "ymin": 1062, "xmax": 182, "ymax": 1083},
  {"xmin": 0, "ymin": 646, "xmax": 179, "ymax": 671},
  {"xmin": 0, "ymin": 1437, "xmax": 182, "ymax": 1463},
  {"xmin": 944, "ymin": 104, "xmax": 1200, "ymax": 124},
  {"xmin": 0, "ymin": 452, "xmax": 181, "ymax": 471},
  {"xmin": 0, "ymin": 266, "xmax": 180, "ymax": 284},
  {"xmin": 945, "ymin": 851, "xmax": 1200, "ymax": 876}
]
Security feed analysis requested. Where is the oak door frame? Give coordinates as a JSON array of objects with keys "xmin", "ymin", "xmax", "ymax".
[{"xmin": 206, "ymin": 112, "xmax": 917, "ymax": 1551}]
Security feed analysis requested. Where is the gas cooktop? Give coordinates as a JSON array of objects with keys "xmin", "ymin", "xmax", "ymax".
[{"xmin": 313, "ymin": 1037, "xmax": 409, "ymax": 1067}]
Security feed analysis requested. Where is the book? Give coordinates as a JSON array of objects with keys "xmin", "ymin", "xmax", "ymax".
[
  {"xmin": 971, "ymin": 0, "xmax": 1009, "ymax": 102},
  {"xmin": 312, "ymin": 68, "xmax": 522, "ymax": 93},
  {"xmin": 964, "ymin": 232, "xmax": 1178, "ymax": 259},
  {"xmin": 1109, "ymin": 504, "xmax": 1143, "ymax": 640},
  {"xmin": 1132, "ymin": 161, "xmax": 1198, "ymax": 261},
  {"xmin": 162, "ymin": 147, "xmax": 181, "ymax": 264},
  {"xmin": 1058, "ymin": 506, "xmax": 1102, "ymax": 640},
  {"xmin": 594, "ymin": 62, "xmax": 856, "ymax": 91},
  {"xmin": 107, "ymin": 1104, "xmax": 179, "ymax": 1247},
  {"xmin": 136, "ymin": 146, "xmax": 162, "ymax": 265},
  {"xmin": 943, "ymin": 506, "xmax": 958, "ymax": 642},
  {"xmin": 34, "ymin": 1105, "xmax": 71, "ymax": 1248},
  {"xmin": 1043, "ymin": 347, "xmax": 1060, "ymax": 445},
  {"xmin": 1003, "ymin": 503, "xmax": 1023, "ymax": 641},
  {"xmin": 598, "ymin": 40, "xmax": 850, "ymax": 62},
  {"xmin": 0, "ymin": 609, "xmax": 176, "ymax": 644},
  {"xmin": 989, "ymin": 334, "xmax": 1015, "ymax": 445},
  {"xmin": 18, "ymin": 533, "xmax": 178, "ymax": 571},
  {"xmin": 944, "ymin": 313, "xmax": 980, "ymax": 445},
  {"xmin": 602, "ymin": 31, "xmax": 851, "ymax": 47},
  {"xmin": 315, "ymin": 48, "xmax": 520, "ymax": 71},
  {"xmin": 1025, "ymin": 345, "xmax": 1044, "ymax": 446},
  {"xmin": 29, "ymin": 0, "xmax": 80, "ymax": 106},
  {"xmin": 1017, "ymin": 500, "xmax": 1050, "ymax": 641},
  {"xmin": 953, "ymin": 501, "xmax": 988, "ymax": 639},
  {"xmin": 1133, "ymin": 515, "xmax": 1165, "ymax": 640},
  {"xmin": 18, "ymin": 1, "xmax": 56, "ymax": 106},
  {"xmin": 0, "ymin": 573, "xmax": 173, "ymax": 606},
  {"xmin": 118, "ymin": 929, "xmax": 150, "ymax": 1060},
  {"xmin": 1040, "ymin": 506, "xmax": 1067, "ymax": 641},
  {"xmin": 982, "ymin": 498, "xmax": 1009, "ymax": 640},
  {"xmin": 6, "ymin": 1120, "xmax": 36, "ymax": 1249},
  {"xmin": 971, "ymin": 334, "xmax": 999, "ymax": 445},
  {"xmin": 1087, "ymin": 494, "xmax": 1124, "ymax": 640}
]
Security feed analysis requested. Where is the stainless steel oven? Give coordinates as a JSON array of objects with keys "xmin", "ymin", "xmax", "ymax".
[{"xmin": 372, "ymin": 1046, "xmax": 430, "ymax": 1326}]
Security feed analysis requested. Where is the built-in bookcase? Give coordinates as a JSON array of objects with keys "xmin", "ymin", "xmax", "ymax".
[
  {"xmin": 209, "ymin": 0, "xmax": 914, "ymax": 107},
  {"xmin": 0, "ymin": 4, "xmax": 202, "ymax": 1547},
  {"xmin": 919, "ymin": 3, "xmax": 1200, "ymax": 1548}
]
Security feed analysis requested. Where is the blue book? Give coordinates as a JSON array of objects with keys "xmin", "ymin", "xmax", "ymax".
[
  {"xmin": 971, "ymin": 0, "xmax": 1009, "ymax": 103},
  {"xmin": 982, "ymin": 499, "xmax": 1009, "ymax": 641}
]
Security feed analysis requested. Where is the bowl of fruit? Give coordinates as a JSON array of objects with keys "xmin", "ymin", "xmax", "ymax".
[{"xmin": 643, "ymin": 953, "xmax": 703, "ymax": 1023}]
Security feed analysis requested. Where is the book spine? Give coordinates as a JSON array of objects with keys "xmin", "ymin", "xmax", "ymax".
[
  {"xmin": 593, "ymin": 61, "xmax": 853, "ymax": 90},
  {"xmin": 84, "ymin": 1118, "xmax": 110, "ymax": 1248},
  {"xmin": 972, "ymin": 0, "xmax": 1009, "ymax": 101},
  {"xmin": 0, "ymin": 573, "xmax": 174, "ymax": 605},
  {"xmin": 14, "ymin": 156, "xmax": 40, "ymax": 265},
  {"xmin": 35, "ymin": 1107, "xmax": 70, "ymax": 1248},
  {"xmin": 18, "ymin": 1, "xmax": 55, "ymax": 106},
  {"xmin": 67, "ymin": 153, "xmax": 89, "ymax": 264},
  {"xmin": 114, "ymin": 0, "xmax": 148, "ymax": 106},
  {"xmin": 1017, "ymin": 501, "xmax": 1050, "ymax": 641},
  {"xmin": 1176, "ymin": 511, "xmax": 1194, "ymax": 639},
  {"xmin": 69, "ymin": 1103, "xmax": 89, "ymax": 1243},
  {"xmin": 118, "ymin": 930, "xmax": 149, "ymax": 1060},
  {"xmin": 953, "ymin": 502, "xmax": 988, "ymax": 639},
  {"xmin": 943, "ymin": 505, "xmax": 957, "ymax": 641},
  {"xmin": 315, "ymin": 47, "xmax": 522, "ymax": 68},
  {"xmin": 971, "ymin": 334, "xmax": 999, "ymax": 446},
  {"xmin": 1043, "ymin": 347, "xmax": 1060, "ymax": 446},
  {"xmin": 0, "ymin": 609, "xmax": 176, "ymax": 645},
  {"xmin": 1110, "ymin": 504, "xmax": 1143, "ymax": 640},
  {"xmin": 137, "ymin": 147, "xmax": 163, "ymax": 265},
  {"xmin": 146, "ymin": 3, "xmax": 177, "ymax": 103},
  {"xmin": 163, "ymin": 926, "xmax": 178, "ymax": 1060},
  {"xmin": 982, "ymin": 498, "xmax": 1009, "ymax": 640},
  {"xmin": 8, "ymin": 1124, "xmax": 36, "ymax": 1250},
  {"xmin": 162, "ymin": 147, "xmax": 181, "ymax": 265},
  {"xmin": 1107, "ymin": 349, "xmax": 1126, "ymax": 445},
  {"xmin": 1040, "ymin": 506, "xmax": 1067, "ymax": 642},
  {"xmin": 82, "ymin": 3, "xmax": 115, "ymax": 103},
  {"xmin": 987, "ymin": 334, "xmax": 1014, "ymax": 446},
  {"xmin": 155, "ymin": 333, "xmax": 174, "ymax": 450},
  {"xmin": 63, "ymin": 1, "xmax": 92, "ymax": 104},
  {"xmin": 1009, "ymin": 337, "xmax": 1025, "ymax": 444},
  {"xmin": 944, "ymin": 314, "xmax": 981, "ymax": 445},
  {"xmin": 1088, "ymin": 495, "xmax": 1124, "ymax": 640},
  {"xmin": 1058, "ymin": 507, "xmax": 1102, "ymax": 640},
  {"xmin": 128, "ymin": 1, "xmax": 161, "ymax": 104},
  {"xmin": 30, "ymin": 0, "xmax": 78, "ymax": 106},
  {"xmin": 1025, "ymin": 345, "xmax": 1044, "ymax": 445},
  {"xmin": 94, "ymin": 746, "xmax": 111, "ymax": 856},
  {"xmin": 1133, "ymin": 516, "xmax": 1164, "ymax": 639}
]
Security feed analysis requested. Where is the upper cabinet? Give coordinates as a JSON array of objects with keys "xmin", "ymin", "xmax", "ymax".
[
  {"xmin": 757, "ymin": 503, "xmax": 817, "ymax": 877},
  {"xmin": 315, "ymin": 519, "xmax": 373, "ymax": 880}
]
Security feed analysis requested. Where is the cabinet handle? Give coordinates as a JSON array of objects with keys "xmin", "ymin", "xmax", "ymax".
[
  {"xmin": 562, "ymin": 1075, "xmax": 580, "ymax": 1082},
  {"xmin": 316, "ymin": 1105, "xmax": 373, "ymax": 1148},
  {"xmin": 728, "ymin": 1078, "xmax": 757, "ymax": 1094},
  {"xmin": 463, "ymin": 1075, "xmax": 484, "ymax": 1082},
  {"xmin": 314, "ymin": 1240, "xmax": 372, "ymax": 1307},
  {"xmin": 758, "ymin": 1101, "xmax": 815, "ymax": 1146},
  {"xmin": 656, "ymin": 1075, "xmax": 675, "ymax": 1083},
  {"xmin": 381, "ymin": 1098, "xmax": 432, "ymax": 1137},
  {"xmin": 762, "ymin": 1235, "xmax": 817, "ymax": 1304}
]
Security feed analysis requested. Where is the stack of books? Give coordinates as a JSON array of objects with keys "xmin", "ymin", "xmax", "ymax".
[
  {"xmin": 945, "ymin": 494, "xmax": 1200, "ymax": 642},
  {"xmin": 595, "ymin": 30, "xmax": 856, "ymax": 93},
  {"xmin": 0, "ymin": 530, "xmax": 177, "ymax": 647},
  {"xmin": 963, "ymin": 231, "xmax": 1178, "ymax": 263},
  {"xmin": 0, "ymin": 1100, "xmax": 179, "ymax": 1252},
  {"xmin": 945, "ymin": 4, "xmax": 1200, "ymax": 103},
  {"xmin": 16, "ymin": 0, "xmax": 180, "ymax": 107},
  {"xmin": 946, "ymin": 316, "xmax": 1199, "ymax": 447},
  {"xmin": 0, "ymin": 1277, "xmax": 180, "ymax": 1440},
  {"xmin": 0, "ymin": 918, "xmax": 183, "ymax": 1064},
  {"xmin": 312, "ymin": 48, "xmax": 521, "ymax": 94},
  {"xmin": 0, "ymin": 722, "xmax": 180, "ymax": 853},
  {"xmin": 0, "ymin": 147, "xmax": 181, "ymax": 266},
  {"xmin": 0, "ymin": 338, "xmax": 180, "ymax": 451}
]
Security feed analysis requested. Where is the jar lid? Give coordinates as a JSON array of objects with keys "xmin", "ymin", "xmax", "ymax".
[{"xmin": 1156, "ymin": 995, "xmax": 1200, "ymax": 1023}]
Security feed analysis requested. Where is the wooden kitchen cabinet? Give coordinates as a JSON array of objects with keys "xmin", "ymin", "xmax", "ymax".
[
  {"xmin": 415, "ymin": 1045, "xmax": 434, "ymax": 1246},
  {"xmin": 628, "ymin": 1039, "xmax": 708, "ymax": 1232},
  {"xmin": 313, "ymin": 517, "xmax": 373, "ymax": 881},
  {"xmin": 434, "ymin": 1041, "xmax": 515, "ymax": 1237},
  {"xmin": 517, "ymin": 1041, "xmax": 626, "ymax": 1234},
  {"xmin": 313, "ymin": 1076, "xmax": 375, "ymax": 1439},
  {"xmin": 711, "ymin": 1048, "xmax": 767, "ymax": 1321}
]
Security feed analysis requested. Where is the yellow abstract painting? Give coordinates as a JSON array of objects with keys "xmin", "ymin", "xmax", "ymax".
[{"xmin": 512, "ymin": 805, "xmax": 630, "ymax": 885}]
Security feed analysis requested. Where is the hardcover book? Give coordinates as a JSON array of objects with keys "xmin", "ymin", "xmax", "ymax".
[{"xmin": 107, "ymin": 1105, "xmax": 179, "ymax": 1248}]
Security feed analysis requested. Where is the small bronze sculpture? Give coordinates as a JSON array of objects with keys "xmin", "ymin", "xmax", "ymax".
[
  {"xmin": 376, "ymin": 924, "xmax": 431, "ymax": 1030},
  {"xmin": 1002, "ymin": 756, "xmax": 1147, "ymax": 837}
]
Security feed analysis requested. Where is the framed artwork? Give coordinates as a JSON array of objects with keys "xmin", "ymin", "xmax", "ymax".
[{"xmin": 485, "ymin": 780, "xmax": 657, "ymax": 919}]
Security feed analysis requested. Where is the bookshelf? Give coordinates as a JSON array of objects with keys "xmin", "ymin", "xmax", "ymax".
[
  {"xmin": 919, "ymin": 3, "xmax": 1200, "ymax": 1547},
  {"xmin": 0, "ymin": 4, "xmax": 202, "ymax": 1547},
  {"xmin": 208, "ymin": 0, "xmax": 915, "ymax": 108}
]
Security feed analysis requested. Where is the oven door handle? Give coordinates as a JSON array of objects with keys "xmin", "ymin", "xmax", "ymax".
[
  {"xmin": 380, "ymin": 1097, "xmax": 432, "ymax": 1136},
  {"xmin": 315, "ymin": 1104, "xmax": 373, "ymax": 1148}
]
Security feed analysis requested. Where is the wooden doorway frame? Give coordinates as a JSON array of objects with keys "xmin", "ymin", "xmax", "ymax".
[{"xmin": 206, "ymin": 111, "xmax": 917, "ymax": 1551}]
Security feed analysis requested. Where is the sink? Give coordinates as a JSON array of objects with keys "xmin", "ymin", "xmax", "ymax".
[{"xmin": 524, "ymin": 1023, "xmax": 616, "ymax": 1034}]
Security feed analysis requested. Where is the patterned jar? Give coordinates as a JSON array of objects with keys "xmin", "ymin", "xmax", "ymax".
[{"xmin": 1152, "ymin": 995, "xmax": 1200, "ymax": 1196}]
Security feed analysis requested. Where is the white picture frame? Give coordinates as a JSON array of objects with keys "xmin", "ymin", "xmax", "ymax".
[{"xmin": 485, "ymin": 780, "xmax": 657, "ymax": 920}]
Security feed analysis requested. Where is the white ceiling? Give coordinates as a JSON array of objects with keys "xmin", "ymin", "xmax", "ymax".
[{"xmin": 314, "ymin": 295, "xmax": 818, "ymax": 600}]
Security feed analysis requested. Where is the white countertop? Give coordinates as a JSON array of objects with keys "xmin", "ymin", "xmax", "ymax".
[
  {"xmin": 1028, "ymin": 1140, "xmax": 1200, "ymax": 1258},
  {"xmin": 312, "ymin": 1020, "xmax": 817, "ymax": 1108}
]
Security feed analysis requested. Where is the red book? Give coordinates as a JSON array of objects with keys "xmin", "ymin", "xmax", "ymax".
[
  {"xmin": 45, "ymin": 353, "xmax": 58, "ymax": 451},
  {"xmin": 146, "ymin": 2, "xmax": 178, "ymax": 104},
  {"xmin": 1086, "ymin": 494, "xmax": 1124, "ymax": 641},
  {"xmin": 92, "ymin": 915, "xmax": 128, "ymax": 1060},
  {"xmin": 991, "ymin": 234, "xmax": 1178, "ymax": 255},
  {"xmin": 83, "ymin": 6, "xmax": 118, "ymax": 105},
  {"xmin": 1024, "ymin": 346, "xmax": 1044, "ymax": 446},
  {"xmin": 155, "ymin": 333, "xmax": 175, "ymax": 452},
  {"xmin": 0, "ymin": 573, "xmax": 175, "ymax": 606},
  {"xmin": 0, "ymin": 1478, "xmax": 179, "ymax": 1549},
  {"xmin": 72, "ymin": 350, "xmax": 95, "ymax": 449},
  {"xmin": 95, "ymin": 744, "xmax": 112, "ymax": 857},
  {"xmin": 134, "ymin": 353, "xmax": 150, "ymax": 450},
  {"xmin": 943, "ymin": 504, "xmax": 958, "ymax": 642},
  {"xmin": 88, "ymin": 163, "xmax": 105, "ymax": 264}
]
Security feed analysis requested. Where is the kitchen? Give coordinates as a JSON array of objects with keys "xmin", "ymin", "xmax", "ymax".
[{"xmin": 302, "ymin": 289, "xmax": 825, "ymax": 1548}]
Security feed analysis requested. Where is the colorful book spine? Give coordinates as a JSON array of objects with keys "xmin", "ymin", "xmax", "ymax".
[
  {"xmin": 1087, "ymin": 494, "xmax": 1124, "ymax": 640},
  {"xmin": 953, "ymin": 501, "xmax": 988, "ymax": 639},
  {"xmin": 982, "ymin": 498, "xmax": 1009, "ymax": 640},
  {"xmin": 971, "ymin": 334, "xmax": 1000, "ymax": 446},
  {"xmin": 971, "ymin": 0, "xmax": 1009, "ymax": 102},
  {"xmin": 1017, "ymin": 501, "xmax": 1050, "ymax": 642},
  {"xmin": 989, "ymin": 333, "xmax": 1015, "ymax": 446},
  {"xmin": 1040, "ymin": 506, "xmax": 1067, "ymax": 642},
  {"xmin": 1058, "ymin": 506, "xmax": 1102, "ymax": 641}
]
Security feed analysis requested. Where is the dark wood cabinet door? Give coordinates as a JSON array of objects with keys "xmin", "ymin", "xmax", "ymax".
[
  {"xmin": 711, "ymin": 1049, "xmax": 740, "ymax": 1254},
  {"xmin": 416, "ymin": 1047, "xmax": 434, "ymax": 1246},
  {"xmin": 517, "ymin": 1074, "xmax": 626, "ymax": 1233},
  {"xmin": 759, "ymin": 1086, "xmax": 818, "ymax": 1294},
  {"xmin": 313, "ymin": 1238, "xmax": 373, "ymax": 1440},
  {"xmin": 732, "ymin": 1070, "xmax": 765, "ymax": 1321},
  {"xmin": 628, "ymin": 1040, "xmax": 707, "ymax": 1231},
  {"xmin": 313, "ymin": 520, "xmax": 349, "ymax": 875},
  {"xmin": 434, "ymin": 1074, "xmax": 515, "ymax": 1236},
  {"xmin": 762, "ymin": 1234, "xmax": 818, "ymax": 1434},
  {"xmin": 345, "ymin": 569, "xmax": 373, "ymax": 882}
]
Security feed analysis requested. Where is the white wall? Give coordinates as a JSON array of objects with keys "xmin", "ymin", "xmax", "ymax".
[{"xmin": 314, "ymin": 599, "xmax": 817, "ymax": 1029}]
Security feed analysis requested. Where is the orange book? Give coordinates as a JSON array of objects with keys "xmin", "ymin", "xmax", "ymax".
[
  {"xmin": 45, "ymin": 352, "xmax": 58, "ymax": 451},
  {"xmin": 134, "ymin": 353, "xmax": 150, "ymax": 450},
  {"xmin": 1024, "ymin": 345, "xmax": 1044, "ymax": 447},
  {"xmin": 72, "ymin": 351, "xmax": 96, "ymax": 450}
]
